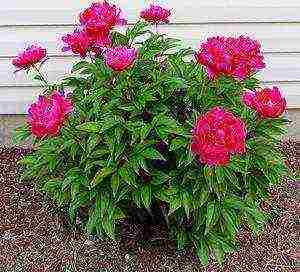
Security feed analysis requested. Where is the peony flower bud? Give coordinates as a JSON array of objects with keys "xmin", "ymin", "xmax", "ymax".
[
  {"xmin": 104, "ymin": 46, "xmax": 137, "ymax": 71},
  {"xmin": 191, "ymin": 107, "xmax": 247, "ymax": 166},
  {"xmin": 62, "ymin": 30, "xmax": 90, "ymax": 58},
  {"xmin": 140, "ymin": 4, "xmax": 171, "ymax": 24},
  {"xmin": 195, "ymin": 36, "xmax": 265, "ymax": 80},
  {"xmin": 242, "ymin": 87, "xmax": 286, "ymax": 118},
  {"xmin": 12, "ymin": 44, "xmax": 46, "ymax": 70},
  {"xmin": 79, "ymin": 1, "xmax": 127, "ymax": 33},
  {"xmin": 27, "ymin": 92, "xmax": 73, "ymax": 138}
]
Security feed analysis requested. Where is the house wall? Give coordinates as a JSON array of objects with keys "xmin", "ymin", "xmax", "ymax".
[{"xmin": 0, "ymin": 0, "xmax": 299, "ymax": 144}]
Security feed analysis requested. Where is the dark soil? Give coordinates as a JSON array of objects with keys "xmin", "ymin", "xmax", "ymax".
[{"xmin": 0, "ymin": 138, "xmax": 299, "ymax": 272}]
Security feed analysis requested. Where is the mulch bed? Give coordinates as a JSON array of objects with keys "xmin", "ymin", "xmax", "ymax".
[{"xmin": 0, "ymin": 138, "xmax": 299, "ymax": 272}]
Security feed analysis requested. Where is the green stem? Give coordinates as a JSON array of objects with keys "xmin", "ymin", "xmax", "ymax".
[
  {"xmin": 154, "ymin": 23, "xmax": 158, "ymax": 34},
  {"xmin": 32, "ymin": 64, "xmax": 49, "ymax": 86}
]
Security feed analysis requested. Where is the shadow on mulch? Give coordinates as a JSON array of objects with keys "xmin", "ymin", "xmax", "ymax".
[{"xmin": 0, "ymin": 138, "xmax": 299, "ymax": 272}]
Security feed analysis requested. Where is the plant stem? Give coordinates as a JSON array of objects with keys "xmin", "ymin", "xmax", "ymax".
[{"xmin": 32, "ymin": 64, "xmax": 49, "ymax": 86}]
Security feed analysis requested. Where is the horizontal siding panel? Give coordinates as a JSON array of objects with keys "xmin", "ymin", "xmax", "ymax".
[
  {"xmin": 1, "ymin": 23, "xmax": 300, "ymax": 57},
  {"xmin": 2, "ymin": 57, "xmax": 74, "ymax": 86},
  {"xmin": 160, "ymin": 24, "xmax": 300, "ymax": 54},
  {"xmin": 0, "ymin": 82, "xmax": 299, "ymax": 114},
  {"xmin": 1, "ymin": 6, "xmax": 300, "ymax": 26},
  {"xmin": 261, "ymin": 53, "xmax": 300, "ymax": 82},
  {"xmin": 1, "ymin": 1, "xmax": 300, "ymax": 113},
  {"xmin": 3, "ymin": 0, "xmax": 300, "ymax": 9},
  {"xmin": 2, "ymin": 53, "xmax": 300, "ymax": 86},
  {"xmin": 0, "ymin": 86, "xmax": 39, "ymax": 114}
]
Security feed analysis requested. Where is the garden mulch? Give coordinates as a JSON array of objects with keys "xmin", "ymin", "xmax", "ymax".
[{"xmin": 0, "ymin": 138, "xmax": 299, "ymax": 272}]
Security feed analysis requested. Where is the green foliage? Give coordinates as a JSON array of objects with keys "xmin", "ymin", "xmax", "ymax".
[
  {"xmin": 15, "ymin": 20, "xmax": 289, "ymax": 267},
  {"xmin": 12, "ymin": 125, "xmax": 31, "ymax": 145}
]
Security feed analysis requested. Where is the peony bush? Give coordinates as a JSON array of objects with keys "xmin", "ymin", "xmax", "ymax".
[{"xmin": 13, "ymin": 1, "xmax": 291, "ymax": 266}]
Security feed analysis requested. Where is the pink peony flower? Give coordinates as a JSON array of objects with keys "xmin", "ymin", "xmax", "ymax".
[
  {"xmin": 86, "ymin": 28, "xmax": 112, "ymax": 54},
  {"xmin": 62, "ymin": 30, "xmax": 90, "ymax": 58},
  {"xmin": 79, "ymin": 1, "xmax": 127, "ymax": 34},
  {"xmin": 242, "ymin": 87, "xmax": 286, "ymax": 118},
  {"xmin": 195, "ymin": 36, "xmax": 265, "ymax": 80},
  {"xmin": 199, "ymin": 145, "xmax": 230, "ymax": 167},
  {"xmin": 12, "ymin": 44, "xmax": 46, "ymax": 70},
  {"xmin": 104, "ymin": 46, "xmax": 137, "ymax": 71},
  {"xmin": 27, "ymin": 92, "xmax": 73, "ymax": 138},
  {"xmin": 140, "ymin": 4, "xmax": 171, "ymax": 24},
  {"xmin": 63, "ymin": 1, "xmax": 126, "ymax": 57},
  {"xmin": 191, "ymin": 107, "xmax": 247, "ymax": 166}
]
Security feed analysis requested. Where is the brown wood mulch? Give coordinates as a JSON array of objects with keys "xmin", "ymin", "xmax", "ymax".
[{"xmin": 0, "ymin": 138, "xmax": 299, "ymax": 272}]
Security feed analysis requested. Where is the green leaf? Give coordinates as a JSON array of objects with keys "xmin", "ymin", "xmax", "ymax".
[
  {"xmin": 113, "ymin": 207, "xmax": 126, "ymax": 220},
  {"xmin": 203, "ymin": 166, "xmax": 215, "ymax": 189},
  {"xmin": 90, "ymin": 148, "xmax": 109, "ymax": 159},
  {"xmin": 228, "ymin": 156, "xmax": 248, "ymax": 174},
  {"xmin": 126, "ymin": 20, "xmax": 149, "ymax": 41},
  {"xmin": 168, "ymin": 196, "xmax": 183, "ymax": 215},
  {"xmin": 182, "ymin": 191, "xmax": 192, "ymax": 217},
  {"xmin": 102, "ymin": 216, "xmax": 115, "ymax": 239},
  {"xmin": 178, "ymin": 149, "xmax": 194, "ymax": 168},
  {"xmin": 194, "ymin": 206, "xmax": 207, "ymax": 229},
  {"xmin": 62, "ymin": 176, "xmax": 73, "ymax": 191},
  {"xmin": 177, "ymin": 230, "xmax": 188, "ymax": 250},
  {"xmin": 86, "ymin": 134, "xmax": 100, "ymax": 153},
  {"xmin": 118, "ymin": 165, "xmax": 137, "ymax": 188},
  {"xmin": 215, "ymin": 167, "xmax": 225, "ymax": 184},
  {"xmin": 243, "ymin": 77, "xmax": 260, "ymax": 89},
  {"xmin": 76, "ymin": 122, "xmax": 102, "ymax": 133},
  {"xmin": 223, "ymin": 209, "xmax": 239, "ymax": 238},
  {"xmin": 111, "ymin": 173, "xmax": 120, "ymax": 196},
  {"xmin": 139, "ymin": 33, "xmax": 180, "ymax": 60},
  {"xmin": 140, "ymin": 124, "xmax": 152, "ymax": 140},
  {"xmin": 92, "ymin": 167, "xmax": 113, "ymax": 187},
  {"xmin": 170, "ymin": 137, "xmax": 188, "ymax": 151},
  {"xmin": 205, "ymin": 201, "xmax": 215, "ymax": 235},
  {"xmin": 195, "ymin": 239, "xmax": 209, "ymax": 266},
  {"xmin": 112, "ymin": 31, "xmax": 129, "ymax": 46},
  {"xmin": 94, "ymin": 58, "xmax": 112, "ymax": 80},
  {"xmin": 154, "ymin": 115, "xmax": 184, "ymax": 136},
  {"xmin": 193, "ymin": 190, "xmax": 209, "ymax": 209},
  {"xmin": 210, "ymin": 242, "xmax": 225, "ymax": 265},
  {"xmin": 12, "ymin": 125, "xmax": 31, "ymax": 144},
  {"xmin": 164, "ymin": 77, "xmax": 186, "ymax": 89},
  {"xmin": 141, "ymin": 185, "xmax": 151, "ymax": 208},
  {"xmin": 99, "ymin": 116, "xmax": 123, "ymax": 134},
  {"xmin": 72, "ymin": 60, "xmax": 90, "ymax": 73},
  {"xmin": 42, "ymin": 180, "xmax": 61, "ymax": 192},
  {"xmin": 223, "ymin": 195, "xmax": 243, "ymax": 209},
  {"xmin": 69, "ymin": 191, "xmax": 89, "ymax": 222},
  {"xmin": 223, "ymin": 167, "xmax": 241, "ymax": 190},
  {"xmin": 18, "ymin": 154, "xmax": 38, "ymax": 166},
  {"xmin": 62, "ymin": 76, "xmax": 87, "ymax": 88},
  {"xmin": 142, "ymin": 147, "xmax": 165, "ymax": 161}
]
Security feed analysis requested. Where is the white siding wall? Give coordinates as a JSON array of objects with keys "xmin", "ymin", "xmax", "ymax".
[{"xmin": 1, "ymin": 0, "xmax": 300, "ymax": 114}]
